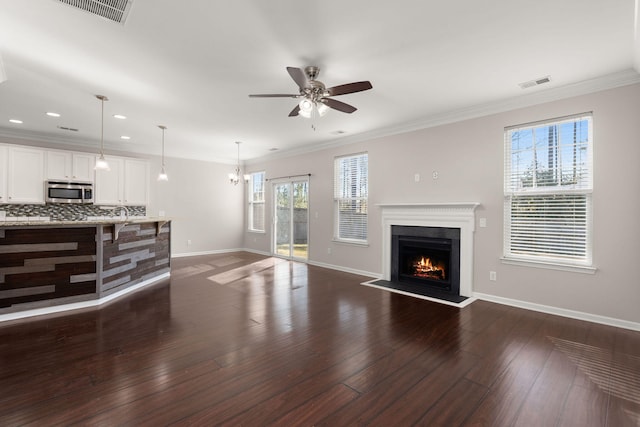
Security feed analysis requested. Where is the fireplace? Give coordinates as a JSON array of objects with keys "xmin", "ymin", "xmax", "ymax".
[
  {"xmin": 372, "ymin": 202, "xmax": 479, "ymax": 305},
  {"xmin": 391, "ymin": 225, "xmax": 461, "ymax": 297}
]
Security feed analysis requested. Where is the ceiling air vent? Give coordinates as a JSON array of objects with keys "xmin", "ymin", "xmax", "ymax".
[
  {"xmin": 56, "ymin": 0, "xmax": 134, "ymax": 25},
  {"xmin": 57, "ymin": 126, "xmax": 79, "ymax": 132},
  {"xmin": 519, "ymin": 75, "xmax": 552, "ymax": 89}
]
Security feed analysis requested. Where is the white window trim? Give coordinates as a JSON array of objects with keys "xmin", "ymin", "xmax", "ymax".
[
  {"xmin": 503, "ymin": 113, "xmax": 594, "ymax": 270},
  {"xmin": 248, "ymin": 171, "xmax": 266, "ymax": 233},
  {"xmin": 333, "ymin": 152, "xmax": 368, "ymax": 244}
]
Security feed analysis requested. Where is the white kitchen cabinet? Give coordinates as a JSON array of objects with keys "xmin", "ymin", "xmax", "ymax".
[
  {"xmin": 94, "ymin": 157, "xmax": 148, "ymax": 206},
  {"xmin": 0, "ymin": 146, "xmax": 7, "ymax": 203},
  {"xmin": 72, "ymin": 154, "xmax": 94, "ymax": 182},
  {"xmin": 94, "ymin": 156, "xmax": 124, "ymax": 205},
  {"xmin": 7, "ymin": 146, "xmax": 45, "ymax": 203},
  {"xmin": 46, "ymin": 151, "xmax": 94, "ymax": 182},
  {"xmin": 123, "ymin": 159, "xmax": 149, "ymax": 205}
]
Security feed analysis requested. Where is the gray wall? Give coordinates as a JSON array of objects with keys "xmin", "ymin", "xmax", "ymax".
[
  {"xmin": 3, "ymin": 83, "xmax": 638, "ymax": 325},
  {"xmin": 243, "ymin": 83, "xmax": 640, "ymax": 325},
  {"xmin": 147, "ymin": 155, "xmax": 244, "ymax": 255}
]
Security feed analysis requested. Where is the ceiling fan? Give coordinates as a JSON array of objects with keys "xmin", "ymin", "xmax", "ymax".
[{"xmin": 249, "ymin": 66, "xmax": 372, "ymax": 118}]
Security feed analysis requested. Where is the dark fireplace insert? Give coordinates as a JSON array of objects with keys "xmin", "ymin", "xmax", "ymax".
[{"xmin": 390, "ymin": 225, "xmax": 462, "ymax": 301}]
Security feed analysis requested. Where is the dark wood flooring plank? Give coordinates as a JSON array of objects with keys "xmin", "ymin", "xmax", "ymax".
[
  {"xmin": 462, "ymin": 320, "xmax": 556, "ymax": 426},
  {"xmin": 0, "ymin": 252, "xmax": 639, "ymax": 426},
  {"xmin": 192, "ymin": 343, "xmax": 389, "ymax": 426},
  {"xmin": 270, "ymin": 383, "xmax": 360, "ymax": 426},
  {"xmin": 557, "ymin": 383, "xmax": 609, "ymax": 427},
  {"xmin": 415, "ymin": 377, "xmax": 487, "ymax": 426},
  {"xmin": 365, "ymin": 350, "xmax": 481, "ymax": 426}
]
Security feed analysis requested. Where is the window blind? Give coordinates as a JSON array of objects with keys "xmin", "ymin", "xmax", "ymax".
[
  {"xmin": 248, "ymin": 171, "xmax": 265, "ymax": 232},
  {"xmin": 504, "ymin": 114, "xmax": 593, "ymax": 265},
  {"xmin": 334, "ymin": 153, "xmax": 368, "ymax": 242}
]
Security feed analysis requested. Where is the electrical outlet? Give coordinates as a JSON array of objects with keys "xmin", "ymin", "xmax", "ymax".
[
  {"xmin": 327, "ymin": 247, "xmax": 331, "ymax": 255},
  {"xmin": 432, "ymin": 171, "xmax": 439, "ymax": 180},
  {"xmin": 489, "ymin": 271, "xmax": 497, "ymax": 281},
  {"xmin": 414, "ymin": 173, "xmax": 420, "ymax": 182},
  {"xmin": 187, "ymin": 239, "xmax": 192, "ymax": 246}
]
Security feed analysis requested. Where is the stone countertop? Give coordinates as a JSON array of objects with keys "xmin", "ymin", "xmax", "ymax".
[{"xmin": 0, "ymin": 217, "xmax": 171, "ymax": 227}]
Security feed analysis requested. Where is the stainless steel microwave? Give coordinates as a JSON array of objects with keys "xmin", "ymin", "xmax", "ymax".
[{"xmin": 45, "ymin": 180, "xmax": 94, "ymax": 204}]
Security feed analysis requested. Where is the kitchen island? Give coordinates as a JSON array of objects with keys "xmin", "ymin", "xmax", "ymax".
[{"xmin": 0, "ymin": 218, "xmax": 170, "ymax": 320}]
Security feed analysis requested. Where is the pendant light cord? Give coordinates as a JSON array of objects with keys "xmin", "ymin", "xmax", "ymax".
[{"xmin": 100, "ymin": 97, "xmax": 104, "ymax": 155}]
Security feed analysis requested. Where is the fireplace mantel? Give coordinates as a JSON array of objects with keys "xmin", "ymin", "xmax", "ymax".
[{"xmin": 379, "ymin": 202, "xmax": 480, "ymax": 297}]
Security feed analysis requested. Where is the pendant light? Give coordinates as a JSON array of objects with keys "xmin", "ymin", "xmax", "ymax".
[
  {"xmin": 94, "ymin": 95, "xmax": 110, "ymax": 171},
  {"xmin": 228, "ymin": 141, "xmax": 250, "ymax": 185},
  {"xmin": 157, "ymin": 125, "xmax": 168, "ymax": 181}
]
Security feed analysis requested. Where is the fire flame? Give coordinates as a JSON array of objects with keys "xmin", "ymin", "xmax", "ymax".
[{"xmin": 413, "ymin": 256, "xmax": 446, "ymax": 280}]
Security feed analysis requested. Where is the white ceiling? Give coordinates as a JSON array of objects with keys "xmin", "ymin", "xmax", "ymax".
[{"xmin": 0, "ymin": 0, "xmax": 639, "ymax": 164}]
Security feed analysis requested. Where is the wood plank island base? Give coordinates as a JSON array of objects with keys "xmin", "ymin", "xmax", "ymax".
[{"xmin": 0, "ymin": 219, "xmax": 171, "ymax": 320}]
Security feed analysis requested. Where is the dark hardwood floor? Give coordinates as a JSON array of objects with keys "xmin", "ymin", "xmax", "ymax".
[{"xmin": 1, "ymin": 252, "xmax": 639, "ymax": 426}]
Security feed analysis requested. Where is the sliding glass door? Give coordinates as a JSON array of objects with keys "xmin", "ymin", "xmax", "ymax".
[{"xmin": 273, "ymin": 179, "xmax": 309, "ymax": 260}]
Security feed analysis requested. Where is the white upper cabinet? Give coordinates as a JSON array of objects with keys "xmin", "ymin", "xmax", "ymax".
[
  {"xmin": 72, "ymin": 154, "xmax": 94, "ymax": 182},
  {"xmin": 45, "ymin": 150, "xmax": 69, "ymax": 180},
  {"xmin": 46, "ymin": 151, "xmax": 94, "ymax": 182},
  {"xmin": 94, "ymin": 156, "xmax": 124, "ymax": 205},
  {"xmin": 7, "ymin": 146, "xmax": 45, "ymax": 203},
  {"xmin": 0, "ymin": 146, "xmax": 7, "ymax": 203},
  {"xmin": 94, "ymin": 157, "xmax": 149, "ymax": 206},
  {"xmin": 0, "ymin": 143, "xmax": 149, "ymax": 206},
  {"xmin": 123, "ymin": 159, "xmax": 149, "ymax": 206}
]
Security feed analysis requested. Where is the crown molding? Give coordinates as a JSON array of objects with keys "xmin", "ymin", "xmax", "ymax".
[
  {"xmin": 246, "ymin": 69, "xmax": 640, "ymax": 165},
  {"xmin": 2, "ymin": 69, "xmax": 638, "ymax": 166}
]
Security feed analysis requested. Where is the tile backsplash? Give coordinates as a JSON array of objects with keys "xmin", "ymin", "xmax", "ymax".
[{"xmin": 0, "ymin": 204, "xmax": 146, "ymax": 221}]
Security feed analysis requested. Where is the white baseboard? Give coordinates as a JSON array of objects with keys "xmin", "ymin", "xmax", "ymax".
[
  {"xmin": 0, "ymin": 272, "xmax": 171, "ymax": 323},
  {"xmin": 306, "ymin": 259, "xmax": 380, "ymax": 279},
  {"xmin": 474, "ymin": 292, "xmax": 640, "ymax": 332},
  {"xmin": 171, "ymin": 248, "xmax": 243, "ymax": 258},
  {"xmin": 242, "ymin": 248, "xmax": 272, "ymax": 257}
]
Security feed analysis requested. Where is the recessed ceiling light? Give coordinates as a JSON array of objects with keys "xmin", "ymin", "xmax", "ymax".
[
  {"xmin": 120, "ymin": 135, "xmax": 131, "ymax": 140},
  {"xmin": 113, "ymin": 114, "xmax": 127, "ymax": 119},
  {"xmin": 269, "ymin": 148, "xmax": 279, "ymax": 151},
  {"xmin": 9, "ymin": 119, "xmax": 23, "ymax": 124},
  {"xmin": 46, "ymin": 112, "xmax": 61, "ymax": 117}
]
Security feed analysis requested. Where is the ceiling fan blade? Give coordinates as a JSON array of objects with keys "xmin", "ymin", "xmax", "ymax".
[
  {"xmin": 287, "ymin": 67, "xmax": 308, "ymax": 89},
  {"xmin": 327, "ymin": 81, "xmax": 372, "ymax": 96},
  {"xmin": 288, "ymin": 105, "xmax": 300, "ymax": 117},
  {"xmin": 321, "ymin": 98, "xmax": 357, "ymax": 114},
  {"xmin": 249, "ymin": 94, "xmax": 300, "ymax": 98}
]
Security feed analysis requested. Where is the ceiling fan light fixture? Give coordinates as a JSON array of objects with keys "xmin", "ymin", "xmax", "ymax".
[
  {"xmin": 299, "ymin": 98, "xmax": 314, "ymax": 113},
  {"xmin": 249, "ymin": 66, "xmax": 372, "ymax": 118},
  {"xmin": 299, "ymin": 108, "xmax": 312, "ymax": 119},
  {"xmin": 317, "ymin": 102, "xmax": 329, "ymax": 117}
]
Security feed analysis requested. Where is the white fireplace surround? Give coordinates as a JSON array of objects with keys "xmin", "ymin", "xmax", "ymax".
[{"xmin": 379, "ymin": 202, "xmax": 480, "ymax": 297}]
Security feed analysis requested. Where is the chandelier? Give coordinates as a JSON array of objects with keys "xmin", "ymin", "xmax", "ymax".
[{"xmin": 229, "ymin": 141, "xmax": 249, "ymax": 185}]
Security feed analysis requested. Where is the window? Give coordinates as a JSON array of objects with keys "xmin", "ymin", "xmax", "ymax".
[
  {"xmin": 334, "ymin": 153, "xmax": 368, "ymax": 243},
  {"xmin": 248, "ymin": 171, "xmax": 265, "ymax": 232},
  {"xmin": 504, "ymin": 113, "xmax": 593, "ymax": 266}
]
